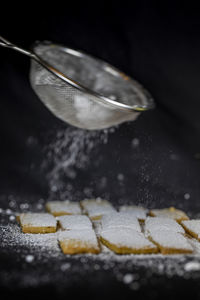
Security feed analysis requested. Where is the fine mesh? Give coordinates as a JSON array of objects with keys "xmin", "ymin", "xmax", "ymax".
[{"xmin": 30, "ymin": 44, "xmax": 151, "ymax": 130}]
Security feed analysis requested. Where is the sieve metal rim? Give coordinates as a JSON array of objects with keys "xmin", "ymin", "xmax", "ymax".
[{"xmin": 32, "ymin": 41, "xmax": 155, "ymax": 113}]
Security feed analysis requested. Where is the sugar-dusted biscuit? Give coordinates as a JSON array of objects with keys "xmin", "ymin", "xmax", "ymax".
[
  {"xmin": 80, "ymin": 198, "xmax": 109, "ymax": 208},
  {"xmin": 101, "ymin": 212, "xmax": 141, "ymax": 232},
  {"xmin": 148, "ymin": 231, "xmax": 193, "ymax": 254},
  {"xmin": 57, "ymin": 215, "xmax": 92, "ymax": 231},
  {"xmin": 80, "ymin": 198, "xmax": 116, "ymax": 220},
  {"xmin": 119, "ymin": 205, "xmax": 148, "ymax": 221},
  {"xmin": 149, "ymin": 207, "xmax": 189, "ymax": 223},
  {"xmin": 181, "ymin": 220, "xmax": 200, "ymax": 241},
  {"xmin": 100, "ymin": 228, "xmax": 158, "ymax": 254},
  {"xmin": 16, "ymin": 214, "xmax": 21, "ymax": 223},
  {"xmin": 46, "ymin": 201, "xmax": 81, "ymax": 216},
  {"xmin": 92, "ymin": 220, "xmax": 102, "ymax": 237},
  {"xmin": 145, "ymin": 217, "xmax": 185, "ymax": 235},
  {"xmin": 18, "ymin": 213, "xmax": 57, "ymax": 233},
  {"xmin": 58, "ymin": 229, "xmax": 100, "ymax": 254}
]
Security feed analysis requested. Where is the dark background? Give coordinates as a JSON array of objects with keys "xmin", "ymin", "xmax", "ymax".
[{"xmin": 1, "ymin": 2, "xmax": 200, "ymax": 299}]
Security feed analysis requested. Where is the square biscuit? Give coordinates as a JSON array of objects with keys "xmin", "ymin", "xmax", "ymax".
[
  {"xmin": 80, "ymin": 198, "xmax": 116, "ymax": 220},
  {"xmin": 148, "ymin": 231, "xmax": 193, "ymax": 254},
  {"xmin": 145, "ymin": 217, "xmax": 185, "ymax": 235},
  {"xmin": 80, "ymin": 198, "xmax": 112, "ymax": 211},
  {"xmin": 46, "ymin": 201, "xmax": 81, "ymax": 216},
  {"xmin": 119, "ymin": 205, "xmax": 148, "ymax": 221},
  {"xmin": 101, "ymin": 212, "xmax": 141, "ymax": 232},
  {"xmin": 181, "ymin": 220, "xmax": 200, "ymax": 241},
  {"xmin": 57, "ymin": 215, "xmax": 92, "ymax": 230},
  {"xmin": 149, "ymin": 207, "xmax": 189, "ymax": 223},
  {"xmin": 100, "ymin": 228, "xmax": 158, "ymax": 254},
  {"xmin": 80, "ymin": 198, "xmax": 110, "ymax": 208},
  {"xmin": 58, "ymin": 229, "xmax": 100, "ymax": 254},
  {"xmin": 18, "ymin": 213, "xmax": 57, "ymax": 234}
]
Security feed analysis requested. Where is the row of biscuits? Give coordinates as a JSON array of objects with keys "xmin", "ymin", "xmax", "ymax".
[
  {"xmin": 16, "ymin": 198, "xmax": 200, "ymax": 255},
  {"xmin": 46, "ymin": 199, "xmax": 189, "ymax": 223}
]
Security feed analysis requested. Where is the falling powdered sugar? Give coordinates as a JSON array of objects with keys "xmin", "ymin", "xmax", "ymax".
[
  {"xmin": 25, "ymin": 255, "xmax": 35, "ymax": 263},
  {"xmin": 44, "ymin": 127, "xmax": 115, "ymax": 200}
]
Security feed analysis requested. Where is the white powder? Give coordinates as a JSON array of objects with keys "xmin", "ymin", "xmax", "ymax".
[
  {"xmin": 0, "ymin": 224, "xmax": 60, "ymax": 256},
  {"xmin": 186, "ymin": 236, "xmax": 200, "ymax": 255},
  {"xmin": 81, "ymin": 199, "xmax": 116, "ymax": 219},
  {"xmin": 182, "ymin": 220, "xmax": 200, "ymax": 239},
  {"xmin": 117, "ymin": 173, "xmax": 124, "ymax": 181},
  {"xmin": 184, "ymin": 261, "xmax": 200, "ymax": 271},
  {"xmin": 9, "ymin": 200, "xmax": 16, "ymax": 208},
  {"xmin": 25, "ymin": 255, "xmax": 34, "ymax": 263},
  {"xmin": 81, "ymin": 198, "xmax": 111, "ymax": 208},
  {"xmin": 119, "ymin": 205, "xmax": 148, "ymax": 220},
  {"xmin": 45, "ymin": 128, "xmax": 114, "ymax": 200},
  {"xmin": 60, "ymin": 262, "xmax": 71, "ymax": 271},
  {"xmin": 57, "ymin": 215, "xmax": 92, "ymax": 230},
  {"xmin": 100, "ymin": 228, "xmax": 157, "ymax": 250},
  {"xmin": 9, "ymin": 215, "xmax": 16, "ymax": 221},
  {"xmin": 150, "ymin": 208, "xmax": 188, "ymax": 221},
  {"xmin": 37, "ymin": 203, "xmax": 43, "ymax": 210},
  {"xmin": 19, "ymin": 213, "xmax": 57, "ymax": 228},
  {"xmin": 131, "ymin": 138, "xmax": 140, "ymax": 148},
  {"xmin": 101, "ymin": 212, "xmax": 141, "ymax": 232},
  {"xmin": 73, "ymin": 94, "xmax": 113, "ymax": 129},
  {"xmin": 149, "ymin": 231, "xmax": 193, "ymax": 251},
  {"xmin": 145, "ymin": 217, "xmax": 185, "ymax": 234},
  {"xmin": 184, "ymin": 193, "xmax": 190, "ymax": 200},
  {"xmin": 123, "ymin": 273, "xmax": 134, "ymax": 284},
  {"xmin": 20, "ymin": 203, "xmax": 29, "ymax": 210},
  {"xmin": 58, "ymin": 229, "xmax": 99, "ymax": 249},
  {"xmin": 46, "ymin": 201, "xmax": 81, "ymax": 215},
  {"xmin": 2, "ymin": 222, "xmax": 200, "ymax": 291},
  {"xmin": 86, "ymin": 206, "xmax": 116, "ymax": 219},
  {"xmin": 92, "ymin": 220, "xmax": 102, "ymax": 237}
]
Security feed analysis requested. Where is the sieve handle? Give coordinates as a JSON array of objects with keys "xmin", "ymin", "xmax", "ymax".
[
  {"xmin": 0, "ymin": 35, "xmax": 79, "ymax": 85},
  {"xmin": 0, "ymin": 35, "xmax": 36, "ymax": 59}
]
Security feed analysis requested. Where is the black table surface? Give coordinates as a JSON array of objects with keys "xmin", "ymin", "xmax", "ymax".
[{"xmin": 1, "ymin": 3, "xmax": 200, "ymax": 299}]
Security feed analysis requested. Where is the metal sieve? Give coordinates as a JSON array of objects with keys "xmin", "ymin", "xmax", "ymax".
[{"xmin": 0, "ymin": 36, "xmax": 155, "ymax": 130}]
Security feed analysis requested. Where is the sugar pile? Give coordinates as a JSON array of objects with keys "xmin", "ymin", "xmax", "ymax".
[
  {"xmin": 73, "ymin": 94, "xmax": 114, "ymax": 128},
  {"xmin": 0, "ymin": 223, "xmax": 60, "ymax": 258}
]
